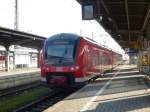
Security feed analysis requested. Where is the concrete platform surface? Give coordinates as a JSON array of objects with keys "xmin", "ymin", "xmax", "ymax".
[
  {"xmin": 0, "ymin": 68, "xmax": 40, "ymax": 90},
  {"xmin": 44, "ymin": 65, "xmax": 150, "ymax": 112},
  {"xmin": 0, "ymin": 68, "xmax": 40, "ymax": 78}
]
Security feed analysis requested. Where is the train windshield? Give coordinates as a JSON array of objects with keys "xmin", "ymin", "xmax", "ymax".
[
  {"xmin": 45, "ymin": 39, "xmax": 78, "ymax": 65},
  {"xmin": 47, "ymin": 45, "xmax": 75, "ymax": 59}
]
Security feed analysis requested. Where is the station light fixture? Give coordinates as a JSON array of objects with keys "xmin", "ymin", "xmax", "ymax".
[
  {"xmin": 108, "ymin": 17, "xmax": 112, "ymax": 22},
  {"xmin": 99, "ymin": 16, "xmax": 103, "ymax": 22}
]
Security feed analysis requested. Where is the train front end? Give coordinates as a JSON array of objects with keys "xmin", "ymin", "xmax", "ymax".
[{"xmin": 40, "ymin": 33, "xmax": 81, "ymax": 88}]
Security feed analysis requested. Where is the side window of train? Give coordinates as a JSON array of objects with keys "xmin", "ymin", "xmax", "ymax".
[
  {"xmin": 93, "ymin": 49, "xmax": 98, "ymax": 66},
  {"xmin": 99, "ymin": 57, "xmax": 102, "ymax": 64},
  {"xmin": 106, "ymin": 56, "xmax": 108, "ymax": 64},
  {"xmin": 101, "ymin": 56, "xmax": 104, "ymax": 64},
  {"xmin": 91, "ymin": 47, "xmax": 95, "ymax": 66},
  {"xmin": 92, "ymin": 53, "xmax": 95, "ymax": 66},
  {"xmin": 99, "ymin": 55, "xmax": 102, "ymax": 64},
  {"xmin": 108, "ymin": 57, "xmax": 112, "ymax": 64},
  {"xmin": 99, "ymin": 52, "xmax": 102, "ymax": 64},
  {"xmin": 104, "ymin": 56, "xmax": 107, "ymax": 64},
  {"xmin": 96, "ymin": 52, "xmax": 99, "ymax": 65},
  {"xmin": 108, "ymin": 57, "xmax": 111, "ymax": 64},
  {"xmin": 102, "ymin": 55, "xmax": 105, "ymax": 64},
  {"xmin": 94, "ymin": 55, "xmax": 97, "ymax": 66}
]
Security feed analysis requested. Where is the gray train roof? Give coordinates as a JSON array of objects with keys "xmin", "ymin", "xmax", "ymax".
[
  {"xmin": 45, "ymin": 33, "xmax": 121, "ymax": 55},
  {"xmin": 46, "ymin": 33, "xmax": 80, "ymax": 41}
]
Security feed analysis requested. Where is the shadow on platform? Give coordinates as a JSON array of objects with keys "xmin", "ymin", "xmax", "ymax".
[
  {"xmin": 82, "ymin": 93, "xmax": 150, "ymax": 112},
  {"xmin": 66, "ymin": 71, "xmax": 147, "ymax": 100}
]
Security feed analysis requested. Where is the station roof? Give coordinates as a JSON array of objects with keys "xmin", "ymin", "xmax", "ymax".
[
  {"xmin": 0, "ymin": 27, "xmax": 46, "ymax": 49},
  {"xmin": 77, "ymin": 0, "xmax": 150, "ymax": 49}
]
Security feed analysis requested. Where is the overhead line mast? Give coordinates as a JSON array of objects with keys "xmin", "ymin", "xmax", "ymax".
[{"xmin": 14, "ymin": 0, "xmax": 18, "ymax": 30}]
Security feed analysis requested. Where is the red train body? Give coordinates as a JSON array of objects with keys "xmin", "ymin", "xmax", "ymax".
[{"xmin": 40, "ymin": 33, "xmax": 122, "ymax": 87}]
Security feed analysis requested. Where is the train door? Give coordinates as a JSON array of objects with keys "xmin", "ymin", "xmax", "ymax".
[
  {"xmin": 82, "ymin": 44, "xmax": 89, "ymax": 75},
  {"xmin": 80, "ymin": 40, "xmax": 91, "ymax": 78}
]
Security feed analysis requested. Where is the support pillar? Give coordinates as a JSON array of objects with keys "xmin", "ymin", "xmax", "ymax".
[
  {"xmin": 37, "ymin": 49, "xmax": 40, "ymax": 68},
  {"xmin": 129, "ymin": 54, "xmax": 132, "ymax": 65},
  {"xmin": 5, "ymin": 45, "xmax": 10, "ymax": 71},
  {"xmin": 146, "ymin": 21, "xmax": 150, "ymax": 75}
]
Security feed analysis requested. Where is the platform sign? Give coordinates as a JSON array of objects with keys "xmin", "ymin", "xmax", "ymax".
[
  {"xmin": 82, "ymin": 4, "xmax": 94, "ymax": 20},
  {"xmin": 138, "ymin": 50, "xmax": 149, "ymax": 74},
  {"xmin": 142, "ymin": 54, "xmax": 148, "ymax": 66}
]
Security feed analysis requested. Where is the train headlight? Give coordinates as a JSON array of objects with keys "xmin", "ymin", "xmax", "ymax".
[
  {"xmin": 75, "ymin": 66, "xmax": 79, "ymax": 70},
  {"xmin": 46, "ymin": 67, "xmax": 49, "ymax": 71},
  {"xmin": 70, "ymin": 66, "xmax": 79, "ymax": 71},
  {"xmin": 70, "ymin": 67, "xmax": 75, "ymax": 71}
]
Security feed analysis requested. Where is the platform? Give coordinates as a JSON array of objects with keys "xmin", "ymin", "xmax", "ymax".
[
  {"xmin": 0, "ymin": 67, "xmax": 40, "ymax": 78},
  {"xmin": 44, "ymin": 65, "xmax": 150, "ymax": 112},
  {"xmin": 0, "ymin": 68, "xmax": 40, "ymax": 90}
]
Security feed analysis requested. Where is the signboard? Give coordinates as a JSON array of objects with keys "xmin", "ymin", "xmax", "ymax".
[
  {"xmin": 82, "ymin": 4, "xmax": 94, "ymax": 20},
  {"xmin": 142, "ymin": 54, "xmax": 148, "ymax": 66}
]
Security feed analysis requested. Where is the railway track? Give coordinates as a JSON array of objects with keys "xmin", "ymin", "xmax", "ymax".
[
  {"xmin": 13, "ymin": 89, "xmax": 73, "ymax": 112},
  {"xmin": 0, "ymin": 81, "xmax": 41, "ymax": 98}
]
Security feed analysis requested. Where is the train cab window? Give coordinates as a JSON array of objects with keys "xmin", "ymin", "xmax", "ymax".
[{"xmin": 47, "ymin": 45, "xmax": 75, "ymax": 59}]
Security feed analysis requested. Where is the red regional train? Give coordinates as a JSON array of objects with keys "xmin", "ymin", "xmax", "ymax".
[{"xmin": 40, "ymin": 33, "xmax": 122, "ymax": 87}]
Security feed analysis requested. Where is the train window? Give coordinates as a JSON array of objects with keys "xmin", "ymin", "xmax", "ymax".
[
  {"xmin": 92, "ymin": 56, "xmax": 96, "ymax": 66},
  {"xmin": 102, "ymin": 57, "xmax": 105, "ymax": 64},
  {"xmin": 99, "ymin": 57, "xmax": 101, "ymax": 64}
]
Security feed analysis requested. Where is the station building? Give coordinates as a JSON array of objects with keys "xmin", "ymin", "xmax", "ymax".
[{"xmin": 0, "ymin": 45, "xmax": 38, "ymax": 71}]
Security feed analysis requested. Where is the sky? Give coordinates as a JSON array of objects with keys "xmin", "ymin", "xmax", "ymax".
[{"xmin": 0, "ymin": 0, "xmax": 126, "ymax": 56}]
